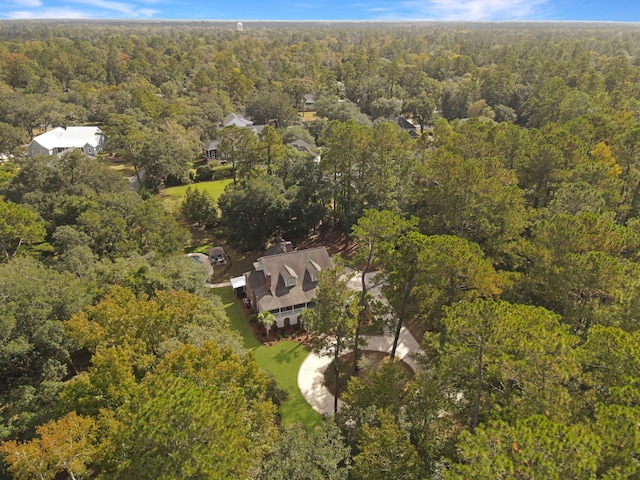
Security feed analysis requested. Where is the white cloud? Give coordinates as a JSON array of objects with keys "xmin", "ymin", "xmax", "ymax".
[
  {"xmin": 137, "ymin": 8, "xmax": 159, "ymax": 16},
  {"xmin": 402, "ymin": 0, "xmax": 549, "ymax": 20},
  {"xmin": 68, "ymin": 0, "xmax": 144, "ymax": 16},
  {"xmin": 2, "ymin": 0, "xmax": 166, "ymax": 18},
  {"xmin": 7, "ymin": 0, "xmax": 42, "ymax": 7},
  {"xmin": 5, "ymin": 7, "xmax": 91, "ymax": 18}
]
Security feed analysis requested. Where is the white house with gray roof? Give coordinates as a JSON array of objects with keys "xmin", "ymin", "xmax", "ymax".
[
  {"xmin": 245, "ymin": 244, "xmax": 333, "ymax": 328},
  {"xmin": 27, "ymin": 126, "xmax": 107, "ymax": 157},
  {"xmin": 222, "ymin": 112, "xmax": 253, "ymax": 128}
]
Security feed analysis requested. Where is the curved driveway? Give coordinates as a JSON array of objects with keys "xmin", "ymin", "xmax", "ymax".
[
  {"xmin": 298, "ymin": 269, "xmax": 424, "ymax": 415},
  {"xmin": 298, "ymin": 327, "xmax": 422, "ymax": 414}
]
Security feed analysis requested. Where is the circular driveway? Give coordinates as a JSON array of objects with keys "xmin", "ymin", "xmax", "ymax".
[{"xmin": 297, "ymin": 326, "xmax": 422, "ymax": 415}]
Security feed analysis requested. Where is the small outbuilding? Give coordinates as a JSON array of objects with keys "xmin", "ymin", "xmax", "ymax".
[{"xmin": 207, "ymin": 246, "xmax": 227, "ymax": 266}]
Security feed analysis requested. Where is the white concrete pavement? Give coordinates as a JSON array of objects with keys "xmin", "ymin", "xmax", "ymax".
[
  {"xmin": 298, "ymin": 269, "xmax": 424, "ymax": 415},
  {"xmin": 298, "ymin": 327, "xmax": 423, "ymax": 415}
]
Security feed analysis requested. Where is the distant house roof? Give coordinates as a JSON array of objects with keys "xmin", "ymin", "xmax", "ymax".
[
  {"xmin": 208, "ymin": 246, "xmax": 226, "ymax": 258},
  {"xmin": 246, "ymin": 246, "xmax": 332, "ymax": 313},
  {"xmin": 388, "ymin": 116, "xmax": 417, "ymax": 130},
  {"xmin": 303, "ymin": 93, "xmax": 315, "ymax": 104},
  {"xmin": 31, "ymin": 126, "xmax": 105, "ymax": 152},
  {"xmin": 222, "ymin": 113, "xmax": 253, "ymax": 128},
  {"xmin": 291, "ymin": 139, "xmax": 315, "ymax": 153},
  {"xmin": 203, "ymin": 139, "xmax": 221, "ymax": 151},
  {"xmin": 290, "ymin": 139, "xmax": 321, "ymax": 163}
]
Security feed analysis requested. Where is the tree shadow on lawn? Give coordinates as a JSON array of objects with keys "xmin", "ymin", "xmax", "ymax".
[
  {"xmin": 273, "ymin": 342, "xmax": 305, "ymax": 364},
  {"xmin": 253, "ymin": 341, "xmax": 322, "ymax": 429}
]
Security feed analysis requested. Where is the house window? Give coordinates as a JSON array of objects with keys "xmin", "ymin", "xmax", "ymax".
[
  {"xmin": 311, "ymin": 273, "xmax": 318, "ymax": 282},
  {"xmin": 286, "ymin": 277, "xmax": 296, "ymax": 287}
]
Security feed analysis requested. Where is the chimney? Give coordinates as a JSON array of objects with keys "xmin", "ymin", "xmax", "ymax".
[
  {"xmin": 265, "ymin": 272, "xmax": 271, "ymax": 290},
  {"xmin": 285, "ymin": 241, "xmax": 293, "ymax": 253}
]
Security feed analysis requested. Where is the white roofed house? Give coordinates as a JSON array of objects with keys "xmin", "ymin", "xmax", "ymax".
[
  {"xmin": 203, "ymin": 113, "xmax": 265, "ymax": 161},
  {"xmin": 27, "ymin": 127, "xmax": 107, "ymax": 157},
  {"xmin": 245, "ymin": 241, "xmax": 333, "ymax": 329},
  {"xmin": 222, "ymin": 113, "xmax": 253, "ymax": 128}
]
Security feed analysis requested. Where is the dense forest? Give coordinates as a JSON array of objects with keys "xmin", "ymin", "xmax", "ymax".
[{"xmin": 1, "ymin": 20, "xmax": 640, "ymax": 479}]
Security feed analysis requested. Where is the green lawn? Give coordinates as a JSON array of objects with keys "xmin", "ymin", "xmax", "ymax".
[
  {"xmin": 163, "ymin": 179, "xmax": 233, "ymax": 200},
  {"xmin": 211, "ymin": 286, "xmax": 260, "ymax": 350},
  {"xmin": 253, "ymin": 341, "xmax": 323, "ymax": 429},
  {"xmin": 211, "ymin": 286, "xmax": 322, "ymax": 429},
  {"xmin": 162, "ymin": 179, "xmax": 233, "ymax": 215}
]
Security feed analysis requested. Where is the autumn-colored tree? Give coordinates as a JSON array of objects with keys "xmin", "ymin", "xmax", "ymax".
[
  {"xmin": 0, "ymin": 412, "xmax": 96, "ymax": 480},
  {"xmin": 65, "ymin": 286, "xmax": 241, "ymax": 373},
  {"xmin": 98, "ymin": 341, "xmax": 278, "ymax": 479}
]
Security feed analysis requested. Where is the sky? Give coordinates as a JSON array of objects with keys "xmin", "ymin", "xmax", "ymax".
[{"xmin": 1, "ymin": 0, "xmax": 640, "ymax": 22}]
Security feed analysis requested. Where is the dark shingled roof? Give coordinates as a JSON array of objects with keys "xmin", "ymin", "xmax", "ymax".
[
  {"xmin": 247, "ymin": 247, "xmax": 332, "ymax": 312},
  {"xmin": 208, "ymin": 246, "xmax": 226, "ymax": 257},
  {"xmin": 263, "ymin": 238, "xmax": 292, "ymax": 257},
  {"xmin": 203, "ymin": 139, "xmax": 221, "ymax": 150}
]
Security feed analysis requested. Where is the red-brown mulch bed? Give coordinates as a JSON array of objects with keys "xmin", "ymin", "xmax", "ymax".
[{"xmin": 249, "ymin": 317, "xmax": 313, "ymax": 347}]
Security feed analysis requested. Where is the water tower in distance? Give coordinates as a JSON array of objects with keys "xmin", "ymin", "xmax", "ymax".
[{"xmin": 236, "ymin": 21, "xmax": 243, "ymax": 32}]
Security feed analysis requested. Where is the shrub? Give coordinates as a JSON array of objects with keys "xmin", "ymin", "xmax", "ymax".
[
  {"xmin": 211, "ymin": 164, "xmax": 234, "ymax": 180},
  {"xmin": 195, "ymin": 164, "xmax": 214, "ymax": 182}
]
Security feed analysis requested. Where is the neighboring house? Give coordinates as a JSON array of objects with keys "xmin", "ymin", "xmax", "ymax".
[
  {"xmin": 208, "ymin": 246, "xmax": 228, "ymax": 266},
  {"xmin": 27, "ymin": 126, "xmax": 107, "ymax": 157},
  {"xmin": 203, "ymin": 139, "xmax": 222, "ymax": 160},
  {"xmin": 290, "ymin": 139, "xmax": 321, "ymax": 163},
  {"xmin": 303, "ymin": 93, "xmax": 316, "ymax": 109},
  {"xmin": 388, "ymin": 116, "xmax": 419, "ymax": 138},
  {"xmin": 222, "ymin": 112, "xmax": 253, "ymax": 128},
  {"xmin": 249, "ymin": 124, "xmax": 265, "ymax": 135},
  {"xmin": 202, "ymin": 113, "xmax": 264, "ymax": 160},
  {"xmin": 245, "ymin": 241, "xmax": 333, "ymax": 328}
]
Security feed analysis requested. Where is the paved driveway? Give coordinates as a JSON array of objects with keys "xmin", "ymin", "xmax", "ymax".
[{"xmin": 297, "ymin": 269, "xmax": 423, "ymax": 415}]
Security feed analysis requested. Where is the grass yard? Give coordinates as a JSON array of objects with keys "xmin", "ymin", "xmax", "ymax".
[
  {"xmin": 211, "ymin": 286, "xmax": 322, "ymax": 429},
  {"xmin": 211, "ymin": 286, "xmax": 260, "ymax": 350},
  {"xmin": 98, "ymin": 155, "xmax": 136, "ymax": 178},
  {"xmin": 253, "ymin": 341, "xmax": 323, "ymax": 429},
  {"xmin": 163, "ymin": 179, "xmax": 233, "ymax": 200},
  {"xmin": 298, "ymin": 111, "xmax": 319, "ymax": 122},
  {"xmin": 162, "ymin": 179, "xmax": 233, "ymax": 215}
]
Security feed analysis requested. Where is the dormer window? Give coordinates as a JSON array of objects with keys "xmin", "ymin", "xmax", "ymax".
[
  {"xmin": 281, "ymin": 264, "xmax": 298, "ymax": 288},
  {"xmin": 308, "ymin": 260, "xmax": 322, "ymax": 283}
]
